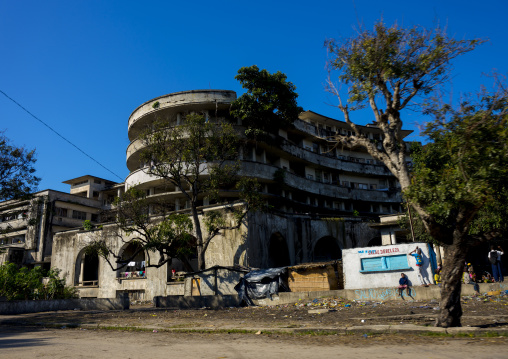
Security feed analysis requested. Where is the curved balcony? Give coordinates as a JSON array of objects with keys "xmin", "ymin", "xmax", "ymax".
[
  {"xmin": 238, "ymin": 161, "xmax": 402, "ymax": 203},
  {"xmin": 278, "ymin": 140, "xmax": 393, "ymax": 177},
  {"xmin": 127, "ymin": 90, "xmax": 236, "ymax": 141},
  {"xmin": 126, "ymin": 161, "xmax": 401, "ymax": 207}
]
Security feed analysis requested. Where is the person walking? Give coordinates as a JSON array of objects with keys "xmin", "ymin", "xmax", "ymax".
[{"xmin": 488, "ymin": 245, "xmax": 504, "ymax": 282}]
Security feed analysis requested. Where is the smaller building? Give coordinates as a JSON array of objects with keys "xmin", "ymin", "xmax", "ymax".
[
  {"xmin": 342, "ymin": 242, "xmax": 437, "ymax": 290},
  {"xmin": 0, "ymin": 175, "xmax": 114, "ymax": 269}
]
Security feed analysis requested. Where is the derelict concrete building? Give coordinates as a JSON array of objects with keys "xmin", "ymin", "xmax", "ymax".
[{"xmin": 4, "ymin": 89, "xmax": 412, "ymax": 300}]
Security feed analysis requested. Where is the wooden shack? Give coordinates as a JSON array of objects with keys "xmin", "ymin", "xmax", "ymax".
[{"xmin": 287, "ymin": 260, "xmax": 343, "ymax": 292}]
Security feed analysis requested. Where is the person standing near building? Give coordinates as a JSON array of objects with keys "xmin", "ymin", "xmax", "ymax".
[
  {"xmin": 488, "ymin": 245, "xmax": 504, "ymax": 282},
  {"xmin": 409, "ymin": 246, "xmax": 430, "ymax": 286}
]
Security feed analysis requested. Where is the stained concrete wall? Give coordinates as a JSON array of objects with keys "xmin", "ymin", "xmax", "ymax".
[
  {"xmin": 154, "ymin": 294, "xmax": 242, "ymax": 309},
  {"xmin": 342, "ymin": 242, "xmax": 436, "ymax": 290},
  {"xmin": 52, "ymin": 211, "xmax": 381, "ymax": 300},
  {"xmin": 52, "ymin": 225, "xmax": 169, "ymax": 300},
  {"xmin": 0, "ymin": 296, "xmax": 129, "ymax": 315},
  {"xmin": 246, "ymin": 212, "xmax": 378, "ymax": 269},
  {"xmin": 186, "ymin": 269, "xmax": 245, "ymax": 296}
]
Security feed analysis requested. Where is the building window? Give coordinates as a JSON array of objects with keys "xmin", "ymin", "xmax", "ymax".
[
  {"xmin": 91, "ymin": 214, "xmax": 99, "ymax": 222},
  {"xmin": 369, "ymin": 184, "xmax": 377, "ymax": 190},
  {"xmin": 72, "ymin": 210, "xmax": 87, "ymax": 220},
  {"xmin": 358, "ymin": 183, "xmax": 368, "ymax": 190},
  {"xmin": 94, "ymin": 179, "xmax": 102, "ymax": 184},
  {"xmin": 56, "ymin": 207, "xmax": 68, "ymax": 217},
  {"xmin": 72, "ymin": 180, "xmax": 88, "ymax": 187}
]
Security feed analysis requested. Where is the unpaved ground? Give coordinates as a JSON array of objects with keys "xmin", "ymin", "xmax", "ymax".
[
  {"xmin": 1, "ymin": 295, "xmax": 508, "ymax": 359},
  {"xmin": 0, "ymin": 326, "xmax": 507, "ymax": 359},
  {"xmin": 3, "ymin": 295, "xmax": 508, "ymax": 330}
]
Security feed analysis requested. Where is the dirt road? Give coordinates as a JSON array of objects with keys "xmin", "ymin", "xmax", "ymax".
[{"xmin": 0, "ymin": 326, "xmax": 507, "ymax": 359}]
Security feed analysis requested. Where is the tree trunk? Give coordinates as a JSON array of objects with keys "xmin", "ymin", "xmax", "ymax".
[
  {"xmin": 190, "ymin": 206, "xmax": 206, "ymax": 271},
  {"xmin": 435, "ymin": 240, "xmax": 468, "ymax": 327}
]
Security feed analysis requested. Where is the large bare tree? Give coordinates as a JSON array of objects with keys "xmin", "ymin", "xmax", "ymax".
[{"xmin": 324, "ymin": 21, "xmax": 505, "ymax": 327}]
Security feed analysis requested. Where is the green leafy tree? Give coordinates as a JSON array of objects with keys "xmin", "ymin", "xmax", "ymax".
[
  {"xmin": 325, "ymin": 21, "xmax": 492, "ymax": 327},
  {"xmin": 0, "ymin": 132, "xmax": 40, "ymax": 201},
  {"xmin": 230, "ymin": 65, "xmax": 303, "ymax": 136},
  {"xmin": 138, "ymin": 113, "xmax": 261, "ymax": 270},
  {"xmin": 85, "ymin": 187, "xmax": 197, "ymax": 271},
  {"xmin": 405, "ymin": 87, "xmax": 508, "ymax": 326}
]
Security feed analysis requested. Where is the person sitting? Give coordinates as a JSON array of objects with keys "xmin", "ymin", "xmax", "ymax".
[
  {"xmin": 398, "ymin": 273, "xmax": 411, "ymax": 299},
  {"xmin": 434, "ymin": 269, "xmax": 441, "ymax": 286}
]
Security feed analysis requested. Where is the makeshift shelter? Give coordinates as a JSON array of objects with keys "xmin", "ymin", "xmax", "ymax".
[
  {"xmin": 234, "ymin": 267, "xmax": 288, "ymax": 305},
  {"xmin": 287, "ymin": 261, "xmax": 343, "ymax": 292}
]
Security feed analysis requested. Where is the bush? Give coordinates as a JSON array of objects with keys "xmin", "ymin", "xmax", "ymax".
[{"xmin": 0, "ymin": 263, "xmax": 77, "ymax": 300}]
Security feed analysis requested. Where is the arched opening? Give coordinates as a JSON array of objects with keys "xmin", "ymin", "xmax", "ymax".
[
  {"xmin": 167, "ymin": 245, "xmax": 198, "ymax": 282},
  {"xmin": 75, "ymin": 250, "xmax": 99, "ymax": 286},
  {"xmin": 268, "ymin": 232, "xmax": 291, "ymax": 268},
  {"xmin": 117, "ymin": 242, "xmax": 146, "ymax": 279},
  {"xmin": 313, "ymin": 236, "xmax": 342, "ymax": 261}
]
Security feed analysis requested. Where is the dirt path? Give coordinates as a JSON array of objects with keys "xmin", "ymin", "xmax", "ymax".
[{"xmin": 0, "ymin": 326, "xmax": 507, "ymax": 359}]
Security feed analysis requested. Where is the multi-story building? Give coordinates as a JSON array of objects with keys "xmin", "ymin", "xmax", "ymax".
[
  {"xmin": 0, "ymin": 89, "xmax": 414, "ymax": 299},
  {"xmin": 125, "ymin": 90, "xmax": 409, "ymax": 216},
  {"xmin": 0, "ymin": 175, "xmax": 113, "ymax": 269},
  {"xmin": 46, "ymin": 89, "xmax": 412, "ymax": 300}
]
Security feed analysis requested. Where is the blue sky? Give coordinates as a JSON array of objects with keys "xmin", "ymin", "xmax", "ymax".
[{"xmin": 1, "ymin": 0, "xmax": 507, "ymax": 192}]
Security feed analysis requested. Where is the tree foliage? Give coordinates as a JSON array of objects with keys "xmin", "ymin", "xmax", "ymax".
[
  {"xmin": 0, "ymin": 132, "xmax": 40, "ymax": 201},
  {"xmin": 0, "ymin": 263, "xmax": 77, "ymax": 300},
  {"xmin": 325, "ymin": 20, "xmax": 499, "ymax": 328},
  {"xmin": 85, "ymin": 187, "xmax": 197, "ymax": 271},
  {"xmin": 230, "ymin": 65, "xmax": 303, "ymax": 135},
  {"xmin": 326, "ymin": 22, "xmax": 483, "ymax": 186},
  {"xmin": 406, "ymin": 88, "xmax": 508, "ymax": 243}
]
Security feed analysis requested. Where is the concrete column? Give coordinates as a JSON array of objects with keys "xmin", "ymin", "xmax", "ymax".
[
  {"xmin": 434, "ymin": 244, "xmax": 442, "ymax": 265},
  {"xmin": 263, "ymin": 150, "xmax": 267, "ymax": 164},
  {"xmin": 177, "ymin": 113, "xmax": 181, "ymax": 125},
  {"xmin": 239, "ymin": 147, "xmax": 244, "ymax": 160},
  {"xmin": 79, "ymin": 255, "xmax": 85, "ymax": 285},
  {"xmin": 390, "ymin": 231, "xmax": 397, "ymax": 244},
  {"xmin": 252, "ymin": 148, "xmax": 256, "ymax": 161},
  {"xmin": 175, "ymin": 199, "xmax": 180, "ymax": 211},
  {"xmin": 203, "ymin": 197, "xmax": 209, "ymax": 206}
]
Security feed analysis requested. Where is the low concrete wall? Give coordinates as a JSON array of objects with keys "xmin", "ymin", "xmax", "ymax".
[
  {"xmin": 154, "ymin": 295, "xmax": 242, "ymax": 309},
  {"xmin": 0, "ymin": 296, "xmax": 129, "ymax": 315},
  {"xmin": 166, "ymin": 282, "xmax": 185, "ymax": 296},
  {"xmin": 252, "ymin": 283, "xmax": 508, "ymax": 306}
]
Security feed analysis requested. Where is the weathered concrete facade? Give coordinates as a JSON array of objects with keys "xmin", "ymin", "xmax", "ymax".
[
  {"xmin": 0, "ymin": 188, "xmax": 103, "ymax": 269},
  {"xmin": 53, "ymin": 211, "xmax": 379, "ymax": 300},
  {"xmin": 2, "ymin": 89, "xmax": 415, "ymax": 301}
]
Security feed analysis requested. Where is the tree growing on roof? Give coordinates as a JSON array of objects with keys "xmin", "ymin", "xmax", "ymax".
[
  {"xmin": 324, "ymin": 20, "xmax": 503, "ymax": 327},
  {"xmin": 230, "ymin": 65, "xmax": 304, "ymax": 138}
]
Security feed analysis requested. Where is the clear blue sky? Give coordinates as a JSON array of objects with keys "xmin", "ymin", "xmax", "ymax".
[{"xmin": 1, "ymin": 0, "xmax": 507, "ymax": 192}]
